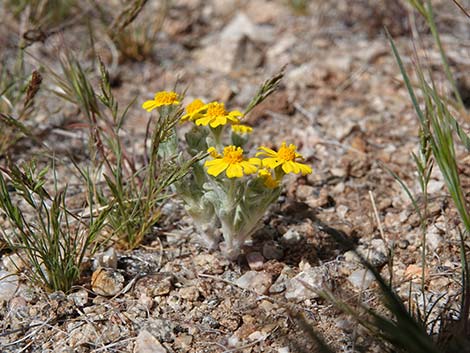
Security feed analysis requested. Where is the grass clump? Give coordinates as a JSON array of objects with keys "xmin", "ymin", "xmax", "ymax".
[
  {"xmin": 0, "ymin": 160, "xmax": 108, "ymax": 293},
  {"xmin": 50, "ymin": 54, "xmax": 199, "ymax": 249}
]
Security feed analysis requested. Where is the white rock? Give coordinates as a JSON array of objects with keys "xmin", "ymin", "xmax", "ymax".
[
  {"xmin": 285, "ymin": 266, "xmax": 330, "ymax": 301},
  {"xmin": 336, "ymin": 205, "xmax": 349, "ymax": 219},
  {"xmin": 278, "ymin": 347, "xmax": 290, "ymax": 353},
  {"xmin": 227, "ymin": 334, "xmax": 240, "ymax": 347},
  {"xmin": 266, "ymin": 35, "xmax": 297, "ymax": 66},
  {"xmin": 220, "ymin": 13, "xmax": 274, "ymax": 43},
  {"xmin": 347, "ymin": 269, "xmax": 375, "ymax": 289},
  {"xmin": 134, "ymin": 330, "xmax": 167, "ymax": 353},
  {"xmin": 427, "ymin": 180, "xmax": 445, "ymax": 194},
  {"xmin": 0, "ymin": 270, "xmax": 18, "ymax": 302},
  {"xmin": 68, "ymin": 289, "xmax": 88, "ymax": 307},
  {"xmin": 93, "ymin": 247, "xmax": 118, "ymax": 270},
  {"xmin": 426, "ymin": 225, "xmax": 442, "ymax": 251},
  {"xmin": 235, "ymin": 271, "xmax": 272, "ymax": 295},
  {"xmin": 282, "ymin": 229, "xmax": 302, "ymax": 245},
  {"xmin": 248, "ymin": 330, "xmax": 266, "ymax": 341}
]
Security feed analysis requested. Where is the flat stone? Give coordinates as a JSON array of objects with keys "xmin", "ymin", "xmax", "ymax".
[
  {"xmin": 174, "ymin": 333, "xmax": 193, "ymax": 351},
  {"xmin": 193, "ymin": 253, "xmax": 228, "ymax": 275},
  {"xmin": 235, "ymin": 271, "xmax": 272, "ymax": 295},
  {"xmin": 0, "ymin": 270, "xmax": 19, "ymax": 302},
  {"xmin": 426, "ymin": 225, "xmax": 443, "ymax": 251},
  {"xmin": 285, "ymin": 266, "xmax": 330, "ymax": 301},
  {"xmin": 179, "ymin": 286, "xmax": 200, "ymax": 301},
  {"xmin": 295, "ymin": 184, "xmax": 315, "ymax": 201},
  {"xmin": 68, "ymin": 323, "xmax": 98, "ymax": 347},
  {"xmin": 347, "ymin": 269, "xmax": 375, "ymax": 289},
  {"xmin": 427, "ymin": 180, "xmax": 444, "ymax": 194},
  {"xmin": 134, "ymin": 330, "xmax": 167, "ymax": 353},
  {"xmin": 246, "ymin": 0, "xmax": 284, "ymax": 24},
  {"xmin": 91, "ymin": 267, "xmax": 124, "ymax": 296}
]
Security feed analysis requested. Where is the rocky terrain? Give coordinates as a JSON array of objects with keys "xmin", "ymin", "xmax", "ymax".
[{"xmin": 1, "ymin": 0, "xmax": 469, "ymax": 352}]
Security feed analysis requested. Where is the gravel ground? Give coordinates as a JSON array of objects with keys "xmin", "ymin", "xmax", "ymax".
[{"xmin": 1, "ymin": 0, "xmax": 469, "ymax": 352}]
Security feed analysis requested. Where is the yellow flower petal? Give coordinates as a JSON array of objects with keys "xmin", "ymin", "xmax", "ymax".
[
  {"xmin": 209, "ymin": 116, "xmax": 225, "ymax": 128},
  {"xmin": 282, "ymin": 161, "xmax": 298, "ymax": 174},
  {"xmin": 256, "ymin": 146, "xmax": 277, "ymax": 158},
  {"xmin": 226, "ymin": 164, "xmax": 244, "ymax": 178},
  {"xmin": 204, "ymin": 145, "xmax": 259, "ymax": 178},
  {"xmin": 142, "ymin": 100, "xmax": 158, "ymax": 112},
  {"xmin": 241, "ymin": 161, "xmax": 258, "ymax": 175},
  {"xmin": 205, "ymin": 160, "xmax": 228, "ymax": 177},
  {"xmin": 298, "ymin": 163, "xmax": 312, "ymax": 175},
  {"xmin": 207, "ymin": 147, "xmax": 221, "ymax": 158},
  {"xmin": 181, "ymin": 99, "xmax": 207, "ymax": 122},
  {"xmin": 261, "ymin": 158, "xmax": 282, "ymax": 169},
  {"xmin": 142, "ymin": 91, "xmax": 180, "ymax": 112},
  {"xmin": 258, "ymin": 143, "xmax": 312, "ymax": 175},
  {"xmin": 195, "ymin": 116, "xmax": 212, "ymax": 126}
]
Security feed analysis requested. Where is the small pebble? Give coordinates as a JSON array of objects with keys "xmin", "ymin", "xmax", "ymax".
[
  {"xmin": 179, "ymin": 286, "xmax": 200, "ymax": 301},
  {"xmin": 91, "ymin": 267, "xmax": 124, "ymax": 296},
  {"xmin": 235, "ymin": 271, "xmax": 272, "ymax": 295},
  {"xmin": 93, "ymin": 247, "xmax": 118, "ymax": 270},
  {"xmin": 397, "ymin": 239, "xmax": 409, "ymax": 249},
  {"xmin": 281, "ymin": 229, "xmax": 302, "ymax": 245},
  {"xmin": 246, "ymin": 252, "xmax": 264, "ymax": 270},
  {"xmin": 174, "ymin": 333, "xmax": 193, "ymax": 350},
  {"xmin": 347, "ymin": 269, "xmax": 375, "ymax": 289},
  {"xmin": 134, "ymin": 330, "xmax": 167, "ymax": 353},
  {"xmin": 285, "ymin": 266, "xmax": 330, "ymax": 301},
  {"xmin": 68, "ymin": 289, "xmax": 88, "ymax": 307}
]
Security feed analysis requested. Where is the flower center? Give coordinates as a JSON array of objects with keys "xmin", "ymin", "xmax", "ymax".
[
  {"xmin": 154, "ymin": 91, "xmax": 179, "ymax": 105},
  {"xmin": 278, "ymin": 144, "xmax": 296, "ymax": 161},
  {"xmin": 206, "ymin": 102, "xmax": 227, "ymax": 118},
  {"xmin": 223, "ymin": 146, "xmax": 244, "ymax": 164},
  {"xmin": 187, "ymin": 99, "xmax": 204, "ymax": 113}
]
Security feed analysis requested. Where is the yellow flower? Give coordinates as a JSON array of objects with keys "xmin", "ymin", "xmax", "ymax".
[
  {"xmin": 195, "ymin": 102, "xmax": 242, "ymax": 128},
  {"xmin": 181, "ymin": 98, "xmax": 206, "ymax": 122},
  {"xmin": 231, "ymin": 124, "xmax": 253, "ymax": 134},
  {"xmin": 205, "ymin": 146, "xmax": 260, "ymax": 178},
  {"xmin": 258, "ymin": 168, "xmax": 280, "ymax": 189},
  {"xmin": 256, "ymin": 142, "xmax": 312, "ymax": 175},
  {"xmin": 142, "ymin": 91, "xmax": 180, "ymax": 112},
  {"xmin": 207, "ymin": 146, "xmax": 221, "ymax": 158}
]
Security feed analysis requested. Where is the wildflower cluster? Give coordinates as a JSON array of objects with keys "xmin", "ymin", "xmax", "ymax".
[{"xmin": 142, "ymin": 74, "xmax": 311, "ymax": 259}]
